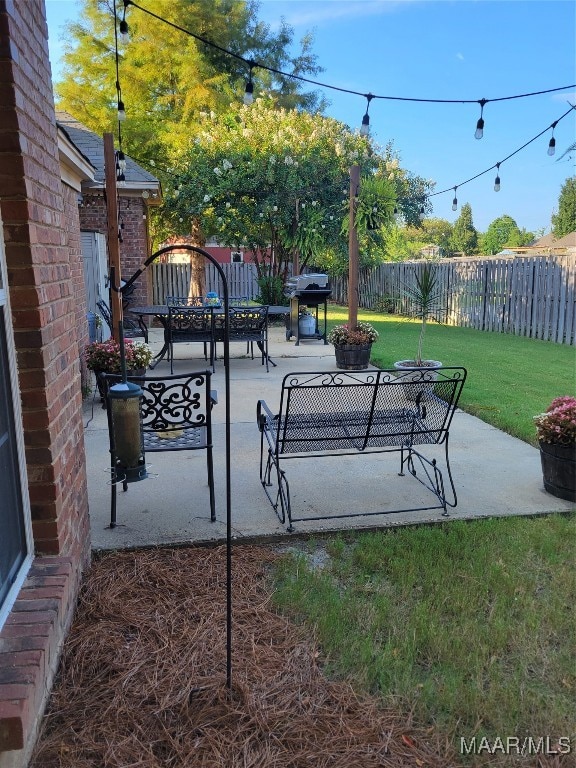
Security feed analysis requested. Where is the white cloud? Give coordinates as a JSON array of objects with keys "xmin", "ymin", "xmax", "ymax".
[
  {"xmin": 260, "ymin": 1, "xmax": 411, "ymax": 30},
  {"xmin": 551, "ymin": 91, "xmax": 576, "ymax": 104},
  {"xmin": 456, "ymin": 52, "xmax": 464, "ymax": 61}
]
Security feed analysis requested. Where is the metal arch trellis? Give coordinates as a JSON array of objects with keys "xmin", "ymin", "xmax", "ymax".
[{"xmin": 121, "ymin": 244, "xmax": 234, "ymax": 690}]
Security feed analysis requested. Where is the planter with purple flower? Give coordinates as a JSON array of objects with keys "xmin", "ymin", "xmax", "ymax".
[{"xmin": 534, "ymin": 396, "xmax": 576, "ymax": 502}]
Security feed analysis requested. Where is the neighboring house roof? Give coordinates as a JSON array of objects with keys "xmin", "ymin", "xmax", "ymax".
[
  {"xmin": 531, "ymin": 231, "xmax": 576, "ymax": 248},
  {"xmin": 55, "ymin": 111, "xmax": 161, "ymax": 196}
]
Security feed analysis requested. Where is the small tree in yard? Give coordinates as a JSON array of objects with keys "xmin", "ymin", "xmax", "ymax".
[
  {"xmin": 481, "ymin": 215, "xmax": 534, "ymax": 254},
  {"xmin": 162, "ymin": 100, "xmax": 429, "ymax": 282},
  {"xmin": 450, "ymin": 203, "xmax": 478, "ymax": 256},
  {"xmin": 552, "ymin": 177, "xmax": 576, "ymax": 238}
]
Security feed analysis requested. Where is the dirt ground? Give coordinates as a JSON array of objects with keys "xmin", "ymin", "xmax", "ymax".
[{"xmin": 31, "ymin": 544, "xmax": 465, "ymax": 767}]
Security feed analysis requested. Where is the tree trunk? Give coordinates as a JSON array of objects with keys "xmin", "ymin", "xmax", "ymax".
[{"xmin": 190, "ymin": 218, "xmax": 207, "ymax": 298}]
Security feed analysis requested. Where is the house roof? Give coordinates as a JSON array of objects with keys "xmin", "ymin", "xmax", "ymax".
[
  {"xmin": 531, "ymin": 231, "xmax": 576, "ymax": 248},
  {"xmin": 55, "ymin": 112, "xmax": 160, "ymax": 192}
]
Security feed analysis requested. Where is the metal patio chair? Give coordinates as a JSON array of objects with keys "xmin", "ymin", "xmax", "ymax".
[
  {"xmin": 102, "ymin": 370, "xmax": 217, "ymax": 528},
  {"xmin": 96, "ymin": 299, "xmax": 148, "ymax": 343},
  {"xmin": 167, "ymin": 306, "xmax": 215, "ymax": 373},
  {"xmin": 214, "ymin": 305, "xmax": 269, "ymax": 371}
]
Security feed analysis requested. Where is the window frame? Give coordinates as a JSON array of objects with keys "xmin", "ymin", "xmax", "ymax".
[{"xmin": 0, "ymin": 213, "xmax": 33, "ymax": 629}]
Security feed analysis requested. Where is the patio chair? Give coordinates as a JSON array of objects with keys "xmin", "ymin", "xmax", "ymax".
[
  {"xmin": 102, "ymin": 370, "xmax": 217, "ymax": 528},
  {"xmin": 166, "ymin": 296, "xmax": 204, "ymax": 307},
  {"xmin": 214, "ymin": 305, "xmax": 269, "ymax": 372},
  {"xmin": 167, "ymin": 306, "xmax": 215, "ymax": 373},
  {"xmin": 97, "ymin": 299, "xmax": 148, "ymax": 343}
]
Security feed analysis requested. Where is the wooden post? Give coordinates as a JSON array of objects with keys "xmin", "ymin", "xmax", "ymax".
[
  {"xmin": 348, "ymin": 165, "xmax": 360, "ymax": 329},
  {"xmin": 293, "ymin": 198, "xmax": 300, "ymax": 276},
  {"xmin": 104, "ymin": 132, "xmax": 123, "ymax": 341}
]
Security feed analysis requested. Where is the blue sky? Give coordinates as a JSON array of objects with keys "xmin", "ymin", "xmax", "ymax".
[{"xmin": 45, "ymin": 0, "xmax": 575, "ymax": 235}]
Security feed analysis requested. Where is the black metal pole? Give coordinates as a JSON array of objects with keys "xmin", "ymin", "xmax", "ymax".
[{"xmin": 120, "ymin": 244, "xmax": 233, "ymax": 689}]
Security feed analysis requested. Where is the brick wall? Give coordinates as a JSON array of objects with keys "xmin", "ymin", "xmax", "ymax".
[
  {"xmin": 0, "ymin": 1, "xmax": 91, "ymax": 765},
  {"xmin": 79, "ymin": 195, "xmax": 152, "ymax": 308},
  {"xmin": 62, "ymin": 184, "xmax": 89, "ymax": 387}
]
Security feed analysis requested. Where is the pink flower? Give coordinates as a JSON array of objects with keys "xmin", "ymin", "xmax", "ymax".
[{"xmin": 534, "ymin": 396, "xmax": 576, "ymax": 445}]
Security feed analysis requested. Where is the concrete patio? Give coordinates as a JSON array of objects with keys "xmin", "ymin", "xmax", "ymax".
[{"xmin": 83, "ymin": 325, "xmax": 574, "ymax": 550}]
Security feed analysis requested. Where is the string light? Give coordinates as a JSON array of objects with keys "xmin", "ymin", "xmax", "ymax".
[
  {"xmin": 419, "ymin": 205, "xmax": 425, "ymax": 221},
  {"xmin": 547, "ymin": 120, "xmax": 558, "ymax": 155},
  {"xmin": 244, "ymin": 62, "xmax": 255, "ymax": 105},
  {"xmin": 117, "ymin": 2, "xmax": 576, "ymax": 214},
  {"xmin": 493, "ymin": 163, "xmax": 501, "ymax": 192},
  {"xmin": 360, "ymin": 94, "xmax": 373, "ymax": 136},
  {"xmin": 475, "ymin": 98, "xmax": 486, "ymax": 139},
  {"xmin": 429, "ymin": 106, "xmax": 575, "ymax": 207},
  {"xmin": 114, "ymin": 0, "xmax": 126, "ymax": 123},
  {"xmin": 117, "ymin": 149, "xmax": 127, "ymax": 173},
  {"xmin": 452, "ymin": 187, "xmax": 458, "ymax": 211},
  {"xmin": 124, "ymin": 0, "xmax": 575, "ymax": 118}
]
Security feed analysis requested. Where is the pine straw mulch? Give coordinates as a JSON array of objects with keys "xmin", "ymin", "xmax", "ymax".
[{"xmin": 31, "ymin": 545, "xmax": 463, "ymax": 768}]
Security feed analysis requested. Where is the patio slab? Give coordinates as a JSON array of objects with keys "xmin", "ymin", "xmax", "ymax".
[{"xmin": 84, "ymin": 327, "xmax": 574, "ymax": 550}]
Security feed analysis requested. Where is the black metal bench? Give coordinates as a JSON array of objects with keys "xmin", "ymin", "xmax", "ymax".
[{"xmin": 257, "ymin": 367, "xmax": 467, "ymax": 531}]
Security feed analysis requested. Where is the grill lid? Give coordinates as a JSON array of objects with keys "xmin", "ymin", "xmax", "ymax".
[{"xmin": 285, "ymin": 273, "xmax": 329, "ymax": 291}]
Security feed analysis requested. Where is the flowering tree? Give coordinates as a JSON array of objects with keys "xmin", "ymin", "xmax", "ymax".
[{"xmin": 161, "ymin": 99, "xmax": 429, "ymax": 281}]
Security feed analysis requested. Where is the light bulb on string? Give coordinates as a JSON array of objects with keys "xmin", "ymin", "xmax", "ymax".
[
  {"xmin": 117, "ymin": 150, "xmax": 127, "ymax": 173},
  {"xmin": 118, "ymin": 99, "xmax": 126, "ymax": 121},
  {"xmin": 547, "ymin": 121, "xmax": 558, "ymax": 156},
  {"xmin": 419, "ymin": 205, "xmax": 425, "ymax": 221},
  {"xmin": 360, "ymin": 93, "xmax": 374, "ymax": 136},
  {"xmin": 475, "ymin": 98, "xmax": 486, "ymax": 139},
  {"xmin": 493, "ymin": 163, "xmax": 501, "ymax": 192},
  {"xmin": 115, "ymin": 153, "xmax": 125, "ymax": 182},
  {"xmin": 452, "ymin": 187, "xmax": 458, "ymax": 211},
  {"xmin": 244, "ymin": 62, "xmax": 255, "ymax": 105},
  {"xmin": 119, "ymin": 18, "xmax": 129, "ymax": 40}
]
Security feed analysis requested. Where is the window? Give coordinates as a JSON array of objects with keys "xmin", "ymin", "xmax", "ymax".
[
  {"xmin": 0, "ymin": 217, "xmax": 32, "ymax": 628},
  {"xmin": 231, "ymin": 251, "xmax": 244, "ymax": 263}
]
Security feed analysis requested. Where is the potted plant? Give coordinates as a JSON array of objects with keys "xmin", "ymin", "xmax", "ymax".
[
  {"xmin": 394, "ymin": 262, "xmax": 444, "ymax": 372},
  {"xmin": 85, "ymin": 339, "xmax": 153, "ymax": 400},
  {"xmin": 327, "ymin": 321, "xmax": 379, "ymax": 370},
  {"xmin": 534, "ymin": 396, "xmax": 576, "ymax": 502}
]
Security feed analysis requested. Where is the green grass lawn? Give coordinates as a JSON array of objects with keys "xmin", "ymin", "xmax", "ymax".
[
  {"xmin": 326, "ymin": 305, "xmax": 575, "ymax": 445},
  {"xmin": 273, "ymin": 515, "xmax": 576, "ymax": 764},
  {"xmin": 271, "ymin": 307, "xmax": 575, "ymax": 763}
]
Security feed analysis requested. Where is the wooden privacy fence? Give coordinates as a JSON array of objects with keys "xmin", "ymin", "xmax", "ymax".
[
  {"xmin": 151, "ymin": 255, "xmax": 575, "ymax": 345},
  {"xmin": 151, "ymin": 262, "xmax": 260, "ymax": 303},
  {"xmin": 330, "ymin": 255, "xmax": 576, "ymax": 345}
]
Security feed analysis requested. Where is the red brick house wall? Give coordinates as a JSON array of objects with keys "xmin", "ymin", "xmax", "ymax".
[
  {"xmin": 0, "ymin": 1, "xmax": 91, "ymax": 765},
  {"xmin": 80, "ymin": 194, "xmax": 151, "ymax": 308},
  {"xmin": 63, "ymin": 183, "xmax": 89, "ymax": 385}
]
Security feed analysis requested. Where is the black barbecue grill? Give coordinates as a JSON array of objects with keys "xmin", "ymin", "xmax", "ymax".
[{"xmin": 284, "ymin": 273, "xmax": 332, "ymax": 345}]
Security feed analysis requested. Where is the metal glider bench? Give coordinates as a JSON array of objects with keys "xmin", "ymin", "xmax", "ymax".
[{"xmin": 257, "ymin": 367, "xmax": 467, "ymax": 532}]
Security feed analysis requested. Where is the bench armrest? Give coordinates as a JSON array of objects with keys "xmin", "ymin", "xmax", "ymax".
[{"xmin": 257, "ymin": 399, "xmax": 276, "ymax": 431}]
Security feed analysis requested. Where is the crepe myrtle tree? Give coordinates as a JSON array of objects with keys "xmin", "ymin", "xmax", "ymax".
[{"xmin": 162, "ymin": 99, "xmax": 429, "ymax": 281}]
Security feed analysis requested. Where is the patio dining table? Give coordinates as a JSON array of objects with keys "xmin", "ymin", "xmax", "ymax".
[{"xmin": 130, "ymin": 304, "xmax": 290, "ymax": 368}]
